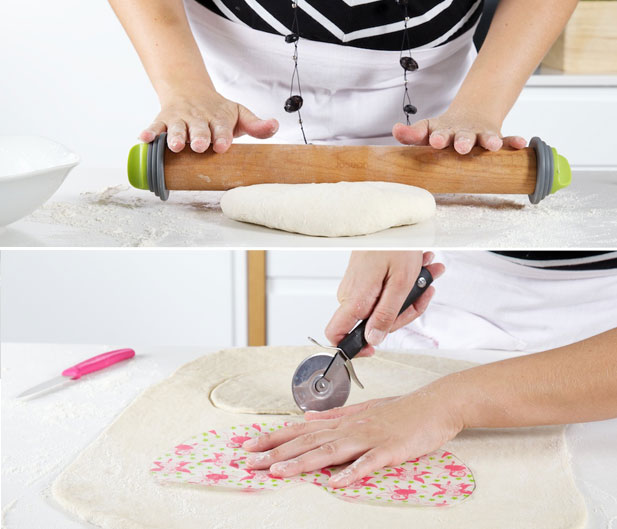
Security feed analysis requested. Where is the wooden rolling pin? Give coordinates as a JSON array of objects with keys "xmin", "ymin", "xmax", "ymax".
[{"xmin": 127, "ymin": 133, "xmax": 571, "ymax": 204}]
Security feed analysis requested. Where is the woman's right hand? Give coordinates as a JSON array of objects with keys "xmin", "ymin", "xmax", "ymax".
[
  {"xmin": 325, "ymin": 251, "xmax": 445, "ymax": 357},
  {"xmin": 139, "ymin": 89, "xmax": 279, "ymax": 154}
]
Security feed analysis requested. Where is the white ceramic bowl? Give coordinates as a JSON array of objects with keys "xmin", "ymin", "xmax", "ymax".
[{"xmin": 0, "ymin": 136, "xmax": 80, "ymax": 227}]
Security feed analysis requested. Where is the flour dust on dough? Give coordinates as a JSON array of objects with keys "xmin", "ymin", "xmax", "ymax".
[
  {"xmin": 210, "ymin": 356, "xmax": 439, "ymax": 415},
  {"xmin": 52, "ymin": 346, "xmax": 587, "ymax": 529},
  {"xmin": 220, "ymin": 181, "xmax": 436, "ymax": 237}
]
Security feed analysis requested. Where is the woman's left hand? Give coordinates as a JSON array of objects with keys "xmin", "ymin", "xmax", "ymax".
[
  {"xmin": 393, "ymin": 107, "xmax": 526, "ymax": 155},
  {"xmin": 242, "ymin": 378, "xmax": 463, "ymax": 488}
]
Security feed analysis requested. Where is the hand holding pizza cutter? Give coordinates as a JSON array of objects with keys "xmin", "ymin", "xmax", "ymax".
[{"xmin": 291, "ymin": 267, "xmax": 433, "ymax": 412}]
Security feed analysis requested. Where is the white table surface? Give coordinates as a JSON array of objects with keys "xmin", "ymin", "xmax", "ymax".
[
  {"xmin": 1, "ymin": 167, "xmax": 616, "ymax": 248},
  {"xmin": 1, "ymin": 343, "xmax": 616, "ymax": 528}
]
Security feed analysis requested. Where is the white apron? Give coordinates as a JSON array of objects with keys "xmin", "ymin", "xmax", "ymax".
[
  {"xmin": 382, "ymin": 251, "xmax": 617, "ymax": 354},
  {"xmin": 183, "ymin": 0, "xmax": 478, "ymax": 145}
]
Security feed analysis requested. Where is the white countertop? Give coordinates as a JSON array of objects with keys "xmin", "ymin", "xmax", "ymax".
[
  {"xmin": 1, "ymin": 167, "xmax": 616, "ymax": 248},
  {"xmin": 1, "ymin": 343, "xmax": 616, "ymax": 528}
]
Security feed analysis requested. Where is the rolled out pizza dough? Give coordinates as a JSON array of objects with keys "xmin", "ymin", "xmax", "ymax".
[
  {"xmin": 52, "ymin": 346, "xmax": 587, "ymax": 529},
  {"xmin": 220, "ymin": 182, "xmax": 436, "ymax": 237},
  {"xmin": 210, "ymin": 357, "xmax": 440, "ymax": 414}
]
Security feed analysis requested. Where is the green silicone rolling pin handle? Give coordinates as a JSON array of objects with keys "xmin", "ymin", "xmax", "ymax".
[
  {"xmin": 528, "ymin": 137, "xmax": 571, "ymax": 204},
  {"xmin": 127, "ymin": 133, "xmax": 572, "ymax": 205},
  {"xmin": 127, "ymin": 132, "xmax": 169, "ymax": 201}
]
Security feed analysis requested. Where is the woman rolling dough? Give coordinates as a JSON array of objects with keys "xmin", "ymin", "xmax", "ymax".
[
  {"xmin": 109, "ymin": 0, "xmax": 576, "ymax": 154},
  {"xmin": 242, "ymin": 251, "xmax": 617, "ymax": 488}
]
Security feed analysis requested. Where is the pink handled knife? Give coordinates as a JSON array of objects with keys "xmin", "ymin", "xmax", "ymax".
[{"xmin": 17, "ymin": 348, "xmax": 135, "ymax": 399}]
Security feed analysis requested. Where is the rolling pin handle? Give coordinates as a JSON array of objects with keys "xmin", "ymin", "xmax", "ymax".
[{"xmin": 529, "ymin": 136, "xmax": 554, "ymax": 205}]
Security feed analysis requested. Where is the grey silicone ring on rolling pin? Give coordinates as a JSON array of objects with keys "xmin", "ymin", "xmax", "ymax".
[
  {"xmin": 144, "ymin": 133, "xmax": 554, "ymax": 205},
  {"xmin": 146, "ymin": 132, "xmax": 169, "ymax": 201},
  {"xmin": 529, "ymin": 136, "xmax": 553, "ymax": 205}
]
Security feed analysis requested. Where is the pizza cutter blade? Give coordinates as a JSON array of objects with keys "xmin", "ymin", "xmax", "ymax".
[
  {"xmin": 291, "ymin": 266, "xmax": 434, "ymax": 412},
  {"xmin": 291, "ymin": 351, "xmax": 351, "ymax": 412}
]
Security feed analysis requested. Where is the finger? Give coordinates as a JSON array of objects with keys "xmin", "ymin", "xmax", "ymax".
[
  {"xmin": 245, "ymin": 428, "xmax": 339, "ymax": 469},
  {"xmin": 242, "ymin": 419, "xmax": 339, "ymax": 453},
  {"xmin": 365, "ymin": 277, "xmax": 412, "ymax": 346},
  {"xmin": 392, "ymin": 120, "xmax": 430, "ymax": 146},
  {"xmin": 354, "ymin": 345, "xmax": 375, "ymax": 358},
  {"xmin": 328, "ymin": 447, "xmax": 392, "ymax": 488},
  {"xmin": 236, "ymin": 105, "xmax": 279, "ymax": 139},
  {"xmin": 388, "ymin": 261, "xmax": 445, "ymax": 332},
  {"xmin": 422, "ymin": 251, "xmax": 434, "ymax": 266},
  {"xmin": 209, "ymin": 113, "xmax": 235, "ymax": 153},
  {"xmin": 166, "ymin": 120, "xmax": 188, "ymax": 153},
  {"xmin": 477, "ymin": 132, "xmax": 503, "ymax": 152},
  {"xmin": 325, "ymin": 297, "xmax": 376, "ymax": 346},
  {"xmin": 304, "ymin": 398, "xmax": 392, "ymax": 421},
  {"xmin": 139, "ymin": 120, "xmax": 166, "ymax": 143},
  {"xmin": 426, "ymin": 262, "xmax": 446, "ymax": 280},
  {"xmin": 270, "ymin": 437, "xmax": 366, "ymax": 478},
  {"xmin": 453, "ymin": 130, "xmax": 477, "ymax": 155},
  {"xmin": 389, "ymin": 286, "xmax": 434, "ymax": 333},
  {"xmin": 502, "ymin": 136, "xmax": 527, "ymax": 149},
  {"xmin": 429, "ymin": 129, "xmax": 454, "ymax": 150},
  {"xmin": 186, "ymin": 117, "xmax": 211, "ymax": 153}
]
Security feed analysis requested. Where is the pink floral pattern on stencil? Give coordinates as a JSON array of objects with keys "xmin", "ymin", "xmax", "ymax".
[{"xmin": 151, "ymin": 422, "xmax": 476, "ymax": 507}]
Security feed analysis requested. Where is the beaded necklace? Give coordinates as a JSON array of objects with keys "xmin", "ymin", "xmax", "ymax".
[{"xmin": 283, "ymin": 0, "xmax": 419, "ymax": 144}]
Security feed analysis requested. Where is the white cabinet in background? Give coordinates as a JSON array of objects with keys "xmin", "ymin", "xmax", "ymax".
[
  {"xmin": 266, "ymin": 251, "xmax": 349, "ymax": 346},
  {"xmin": 503, "ymin": 74, "xmax": 617, "ymax": 168}
]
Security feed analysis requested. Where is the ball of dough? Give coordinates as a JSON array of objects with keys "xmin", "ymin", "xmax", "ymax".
[{"xmin": 220, "ymin": 181, "xmax": 436, "ymax": 237}]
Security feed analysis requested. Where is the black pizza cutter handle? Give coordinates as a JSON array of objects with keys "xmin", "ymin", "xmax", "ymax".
[{"xmin": 336, "ymin": 267, "xmax": 433, "ymax": 360}]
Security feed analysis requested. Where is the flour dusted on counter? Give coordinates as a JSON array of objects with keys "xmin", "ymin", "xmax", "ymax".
[
  {"xmin": 434, "ymin": 190, "xmax": 613, "ymax": 247},
  {"xmin": 27, "ymin": 185, "xmax": 225, "ymax": 246},
  {"xmin": 1, "ymin": 354, "xmax": 163, "ymax": 489},
  {"xmin": 24, "ymin": 182, "xmax": 617, "ymax": 246}
]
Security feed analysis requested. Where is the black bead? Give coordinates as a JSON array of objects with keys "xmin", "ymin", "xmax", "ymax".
[
  {"xmin": 395, "ymin": 0, "xmax": 409, "ymax": 4},
  {"xmin": 284, "ymin": 95, "xmax": 303, "ymax": 113},
  {"xmin": 403, "ymin": 104, "xmax": 418, "ymax": 115},
  {"xmin": 400, "ymin": 56, "xmax": 419, "ymax": 71},
  {"xmin": 285, "ymin": 33, "xmax": 299, "ymax": 43}
]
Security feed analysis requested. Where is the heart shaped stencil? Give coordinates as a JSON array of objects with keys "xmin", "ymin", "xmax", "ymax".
[{"xmin": 151, "ymin": 421, "xmax": 475, "ymax": 507}]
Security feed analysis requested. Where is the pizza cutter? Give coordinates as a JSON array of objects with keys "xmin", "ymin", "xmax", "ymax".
[{"xmin": 291, "ymin": 267, "xmax": 434, "ymax": 412}]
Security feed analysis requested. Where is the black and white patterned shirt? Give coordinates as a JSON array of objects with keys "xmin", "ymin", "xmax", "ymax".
[
  {"xmin": 194, "ymin": 0, "xmax": 484, "ymax": 50},
  {"xmin": 493, "ymin": 251, "xmax": 617, "ymax": 271}
]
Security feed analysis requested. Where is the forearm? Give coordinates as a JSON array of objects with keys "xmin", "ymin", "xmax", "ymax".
[
  {"xmin": 450, "ymin": 0, "xmax": 578, "ymax": 123},
  {"xmin": 108, "ymin": 0, "xmax": 214, "ymax": 102},
  {"xmin": 446, "ymin": 327, "xmax": 617, "ymax": 429}
]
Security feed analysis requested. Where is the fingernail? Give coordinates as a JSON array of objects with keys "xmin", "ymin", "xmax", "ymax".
[
  {"xmin": 242, "ymin": 438, "xmax": 257, "ymax": 449},
  {"xmin": 366, "ymin": 328, "xmax": 386, "ymax": 346},
  {"xmin": 330, "ymin": 466, "xmax": 353, "ymax": 485},
  {"xmin": 246, "ymin": 453, "xmax": 268, "ymax": 467},
  {"xmin": 488, "ymin": 137, "xmax": 502, "ymax": 150},
  {"xmin": 270, "ymin": 460, "xmax": 295, "ymax": 475},
  {"xmin": 215, "ymin": 138, "xmax": 227, "ymax": 148},
  {"xmin": 456, "ymin": 139, "xmax": 472, "ymax": 151}
]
